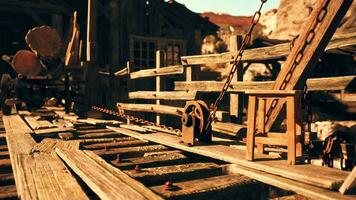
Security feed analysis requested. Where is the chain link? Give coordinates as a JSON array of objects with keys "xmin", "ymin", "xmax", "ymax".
[
  {"xmin": 205, "ymin": 0, "xmax": 268, "ymax": 130},
  {"xmin": 91, "ymin": 106, "xmax": 182, "ymax": 135}
]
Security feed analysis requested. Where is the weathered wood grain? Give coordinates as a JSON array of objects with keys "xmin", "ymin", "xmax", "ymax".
[
  {"xmin": 129, "ymin": 91, "xmax": 197, "ymax": 100},
  {"xmin": 16, "ymin": 153, "xmax": 88, "ymax": 200},
  {"xmin": 56, "ymin": 148, "xmax": 163, "ymax": 200},
  {"xmin": 130, "ymin": 65, "xmax": 183, "ymax": 79},
  {"xmin": 174, "ymin": 75, "xmax": 356, "ymax": 92},
  {"xmin": 24, "ymin": 116, "xmax": 56, "ymax": 130},
  {"xmin": 117, "ymin": 103, "xmax": 183, "ymax": 116}
]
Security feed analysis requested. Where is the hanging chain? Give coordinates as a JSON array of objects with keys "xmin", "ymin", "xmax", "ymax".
[
  {"xmin": 91, "ymin": 106, "xmax": 182, "ymax": 135},
  {"xmin": 205, "ymin": 0, "xmax": 267, "ymax": 129},
  {"xmin": 264, "ymin": 0, "xmax": 330, "ymax": 123}
]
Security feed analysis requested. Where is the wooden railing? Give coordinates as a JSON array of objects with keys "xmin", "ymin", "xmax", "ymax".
[{"xmin": 113, "ymin": 33, "xmax": 356, "ymax": 134}]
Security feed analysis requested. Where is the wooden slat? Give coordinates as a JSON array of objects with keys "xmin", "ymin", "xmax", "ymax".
[
  {"xmin": 107, "ymin": 126, "xmax": 349, "ymax": 190},
  {"xmin": 34, "ymin": 127, "xmax": 75, "ymax": 135},
  {"xmin": 129, "ymin": 91, "xmax": 197, "ymax": 100},
  {"xmin": 77, "ymin": 118, "xmax": 122, "ymax": 125},
  {"xmin": 225, "ymin": 164, "xmax": 355, "ymax": 200},
  {"xmin": 127, "ymin": 162, "xmax": 221, "ymax": 185},
  {"xmin": 117, "ymin": 103, "xmax": 183, "ymax": 116},
  {"xmin": 339, "ymin": 167, "xmax": 356, "ymax": 194},
  {"xmin": 16, "ymin": 153, "xmax": 88, "ymax": 200},
  {"xmin": 264, "ymin": 0, "xmax": 353, "ymax": 132},
  {"xmin": 130, "ymin": 65, "xmax": 183, "ymax": 79},
  {"xmin": 56, "ymin": 148, "xmax": 163, "ymax": 200},
  {"xmin": 181, "ymin": 33, "xmax": 356, "ymax": 65},
  {"xmin": 174, "ymin": 75, "xmax": 356, "ymax": 92}
]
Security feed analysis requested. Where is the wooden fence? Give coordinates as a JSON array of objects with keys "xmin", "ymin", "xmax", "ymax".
[{"xmin": 113, "ymin": 33, "xmax": 356, "ymax": 134}]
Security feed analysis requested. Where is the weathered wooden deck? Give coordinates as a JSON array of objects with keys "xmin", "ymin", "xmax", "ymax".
[{"xmin": 0, "ymin": 107, "xmax": 355, "ymax": 200}]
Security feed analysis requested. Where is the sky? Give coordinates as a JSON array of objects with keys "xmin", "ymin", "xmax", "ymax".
[{"xmin": 174, "ymin": 0, "xmax": 280, "ymax": 16}]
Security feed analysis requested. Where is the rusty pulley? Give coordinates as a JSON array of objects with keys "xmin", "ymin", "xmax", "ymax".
[{"xmin": 181, "ymin": 100, "xmax": 211, "ymax": 146}]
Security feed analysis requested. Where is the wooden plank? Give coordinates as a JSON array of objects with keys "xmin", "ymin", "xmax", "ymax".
[
  {"xmin": 156, "ymin": 51, "xmax": 164, "ymax": 125},
  {"xmin": 151, "ymin": 174, "xmax": 258, "ymax": 199},
  {"xmin": 16, "ymin": 153, "xmax": 88, "ymax": 200},
  {"xmin": 117, "ymin": 103, "xmax": 183, "ymax": 116},
  {"xmin": 56, "ymin": 148, "xmax": 163, "ymax": 200},
  {"xmin": 77, "ymin": 118, "xmax": 122, "ymax": 125},
  {"xmin": 126, "ymin": 162, "xmax": 221, "ymax": 185},
  {"xmin": 130, "ymin": 65, "xmax": 183, "ymax": 79},
  {"xmin": 34, "ymin": 127, "xmax": 75, "ymax": 135},
  {"xmin": 339, "ymin": 167, "xmax": 356, "ymax": 194},
  {"xmin": 24, "ymin": 116, "xmax": 56, "ymax": 130},
  {"xmin": 264, "ymin": 0, "xmax": 353, "ymax": 131},
  {"xmin": 174, "ymin": 75, "xmax": 356, "ymax": 92},
  {"xmin": 181, "ymin": 32, "xmax": 356, "ymax": 65},
  {"xmin": 128, "ymin": 91, "xmax": 197, "ymax": 100},
  {"xmin": 32, "ymin": 138, "xmax": 80, "ymax": 153},
  {"xmin": 107, "ymin": 126, "xmax": 349, "ymax": 190},
  {"xmin": 225, "ymin": 164, "xmax": 355, "ymax": 200}
]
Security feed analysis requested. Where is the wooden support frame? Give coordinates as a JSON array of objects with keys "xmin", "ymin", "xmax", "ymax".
[{"xmin": 246, "ymin": 90, "xmax": 303, "ymax": 165}]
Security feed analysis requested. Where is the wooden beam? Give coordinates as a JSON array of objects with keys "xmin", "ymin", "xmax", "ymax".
[
  {"xmin": 117, "ymin": 103, "xmax": 183, "ymax": 116},
  {"xmin": 180, "ymin": 32, "xmax": 356, "ymax": 65},
  {"xmin": 230, "ymin": 35, "xmax": 243, "ymax": 123},
  {"xmin": 130, "ymin": 65, "xmax": 183, "ymax": 79},
  {"xmin": 174, "ymin": 75, "xmax": 356, "ymax": 92},
  {"xmin": 339, "ymin": 167, "xmax": 356, "ymax": 194},
  {"xmin": 264, "ymin": 0, "xmax": 353, "ymax": 132},
  {"xmin": 225, "ymin": 164, "xmax": 355, "ymax": 200},
  {"xmin": 56, "ymin": 149, "xmax": 163, "ymax": 200},
  {"xmin": 128, "ymin": 91, "xmax": 197, "ymax": 100}
]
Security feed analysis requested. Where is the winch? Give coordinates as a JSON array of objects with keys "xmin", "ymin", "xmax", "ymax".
[{"xmin": 180, "ymin": 100, "xmax": 212, "ymax": 146}]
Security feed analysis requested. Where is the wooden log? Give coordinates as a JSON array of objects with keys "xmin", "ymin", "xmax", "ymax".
[
  {"xmin": 107, "ymin": 126, "xmax": 349, "ymax": 190},
  {"xmin": 211, "ymin": 122, "xmax": 246, "ymax": 137},
  {"xmin": 181, "ymin": 32, "xmax": 356, "ymax": 65},
  {"xmin": 128, "ymin": 91, "xmax": 197, "ymax": 100},
  {"xmin": 117, "ymin": 103, "xmax": 183, "ymax": 116},
  {"xmin": 130, "ymin": 65, "xmax": 183, "ymax": 79},
  {"xmin": 264, "ymin": 0, "xmax": 354, "ymax": 132},
  {"xmin": 56, "ymin": 149, "xmax": 163, "ymax": 200},
  {"xmin": 174, "ymin": 75, "xmax": 356, "ymax": 92}
]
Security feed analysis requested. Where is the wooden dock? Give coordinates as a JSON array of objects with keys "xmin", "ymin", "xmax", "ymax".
[{"xmin": 0, "ymin": 107, "xmax": 354, "ymax": 200}]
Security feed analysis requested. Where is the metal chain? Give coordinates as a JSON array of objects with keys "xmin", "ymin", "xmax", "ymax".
[
  {"xmin": 264, "ymin": 0, "xmax": 330, "ymax": 123},
  {"xmin": 91, "ymin": 106, "xmax": 182, "ymax": 135},
  {"xmin": 205, "ymin": 0, "xmax": 268, "ymax": 129}
]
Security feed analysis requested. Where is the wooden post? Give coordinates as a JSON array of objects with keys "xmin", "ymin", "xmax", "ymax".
[
  {"xmin": 246, "ymin": 96, "xmax": 257, "ymax": 161},
  {"xmin": 262, "ymin": 0, "xmax": 353, "ymax": 132},
  {"xmin": 87, "ymin": 0, "xmax": 97, "ymax": 62},
  {"xmin": 86, "ymin": 0, "xmax": 98, "ymax": 106},
  {"xmin": 229, "ymin": 35, "xmax": 243, "ymax": 123},
  {"xmin": 156, "ymin": 51, "xmax": 165, "ymax": 124},
  {"xmin": 286, "ymin": 95, "xmax": 297, "ymax": 165}
]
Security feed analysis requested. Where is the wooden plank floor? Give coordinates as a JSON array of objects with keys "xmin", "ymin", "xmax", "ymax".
[
  {"xmin": 6, "ymin": 107, "xmax": 355, "ymax": 200},
  {"xmin": 107, "ymin": 126, "xmax": 349, "ymax": 190}
]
